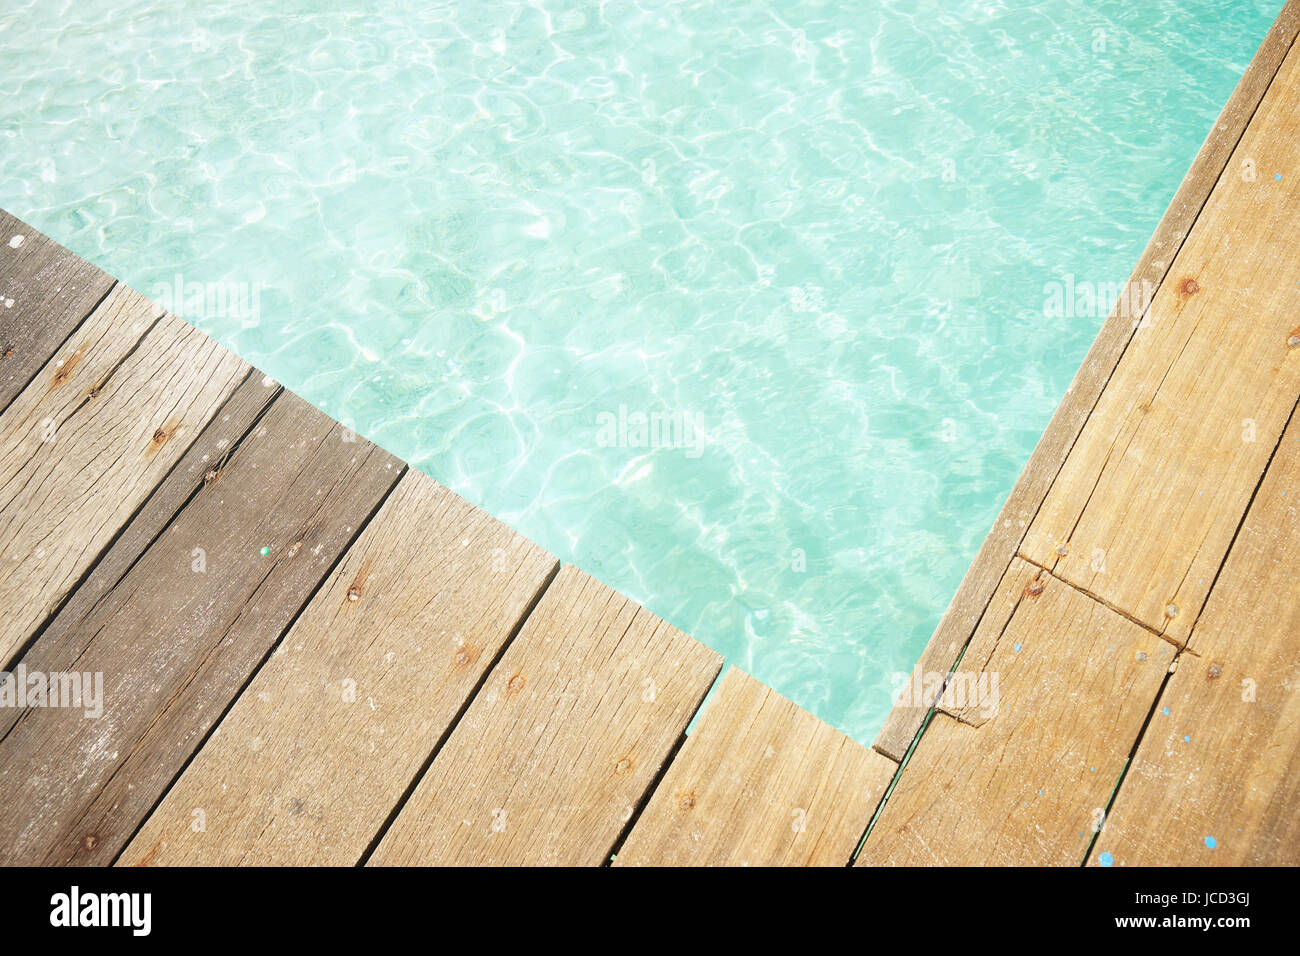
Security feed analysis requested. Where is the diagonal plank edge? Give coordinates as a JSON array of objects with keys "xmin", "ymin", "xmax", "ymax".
[
  {"xmin": 0, "ymin": 285, "xmax": 248, "ymax": 670},
  {"xmin": 1087, "ymin": 407, "xmax": 1300, "ymax": 867},
  {"xmin": 614, "ymin": 667, "xmax": 896, "ymax": 867},
  {"xmin": 872, "ymin": 0, "xmax": 1300, "ymax": 761},
  {"xmin": 858, "ymin": 560, "xmax": 1169, "ymax": 866},
  {"xmin": 367, "ymin": 564, "xmax": 723, "ymax": 867},
  {"xmin": 1021, "ymin": 35, "xmax": 1300, "ymax": 640},
  {"xmin": 118, "ymin": 470, "xmax": 559, "ymax": 866},
  {"xmin": 0, "ymin": 209, "xmax": 117, "ymax": 416},
  {"xmin": 0, "ymin": 387, "xmax": 403, "ymax": 865}
]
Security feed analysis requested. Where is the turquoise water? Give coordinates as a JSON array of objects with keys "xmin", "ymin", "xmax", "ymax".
[{"xmin": 0, "ymin": 0, "xmax": 1281, "ymax": 744}]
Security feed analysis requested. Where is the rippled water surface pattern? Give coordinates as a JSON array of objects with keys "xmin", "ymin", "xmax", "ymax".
[{"xmin": 1, "ymin": 0, "xmax": 1282, "ymax": 742}]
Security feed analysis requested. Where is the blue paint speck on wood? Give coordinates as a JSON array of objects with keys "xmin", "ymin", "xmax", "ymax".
[
  {"xmin": 1162, "ymin": 707, "xmax": 1170, "ymax": 715},
  {"xmin": 1205, "ymin": 836, "xmax": 1217, "ymax": 850},
  {"xmin": 1099, "ymin": 852, "xmax": 1114, "ymax": 866},
  {"xmin": 1276, "ymin": 173, "xmax": 1284, "ymax": 181}
]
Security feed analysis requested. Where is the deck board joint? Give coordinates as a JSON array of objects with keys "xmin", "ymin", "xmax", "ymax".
[{"xmin": 872, "ymin": 0, "xmax": 1300, "ymax": 761}]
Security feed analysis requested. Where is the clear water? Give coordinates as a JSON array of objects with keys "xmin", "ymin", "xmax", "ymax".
[{"xmin": 0, "ymin": 0, "xmax": 1281, "ymax": 744}]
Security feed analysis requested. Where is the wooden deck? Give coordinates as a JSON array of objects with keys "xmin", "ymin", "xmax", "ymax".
[
  {"xmin": 0, "ymin": 208, "xmax": 893, "ymax": 867},
  {"xmin": 2, "ymin": 1, "xmax": 1299, "ymax": 867},
  {"xmin": 863, "ymin": 0, "xmax": 1300, "ymax": 867}
]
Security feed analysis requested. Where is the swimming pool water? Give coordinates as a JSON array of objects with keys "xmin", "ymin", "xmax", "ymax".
[{"xmin": 0, "ymin": 0, "xmax": 1282, "ymax": 743}]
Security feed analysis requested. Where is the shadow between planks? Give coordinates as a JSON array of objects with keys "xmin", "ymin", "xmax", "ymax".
[
  {"xmin": 1, "ymin": 210, "xmax": 892, "ymax": 868},
  {"xmin": 873, "ymin": 0, "xmax": 1300, "ymax": 764},
  {"xmin": 857, "ymin": 0, "xmax": 1300, "ymax": 867},
  {"xmin": 5, "ymin": 2, "xmax": 1297, "ymax": 871}
]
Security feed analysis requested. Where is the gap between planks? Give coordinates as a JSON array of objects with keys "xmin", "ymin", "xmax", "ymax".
[{"xmin": 871, "ymin": 0, "xmax": 1300, "ymax": 763}]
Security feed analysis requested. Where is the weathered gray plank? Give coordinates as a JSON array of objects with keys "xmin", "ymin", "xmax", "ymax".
[
  {"xmin": 0, "ymin": 285, "xmax": 248, "ymax": 670},
  {"xmin": 119, "ymin": 471, "xmax": 558, "ymax": 866},
  {"xmin": 0, "ymin": 209, "xmax": 116, "ymax": 415},
  {"xmin": 0, "ymin": 368, "xmax": 279, "ymax": 748},
  {"xmin": 0, "ymin": 369, "xmax": 281, "ymax": 700},
  {"xmin": 0, "ymin": 389, "xmax": 402, "ymax": 865}
]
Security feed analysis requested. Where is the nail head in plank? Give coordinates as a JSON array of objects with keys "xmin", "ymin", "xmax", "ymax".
[
  {"xmin": 119, "ymin": 470, "xmax": 558, "ymax": 866},
  {"xmin": 0, "ymin": 209, "xmax": 116, "ymax": 414},
  {"xmin": 0, "ymin": 285, "xmax": 247, "ymax": 669},
  {"xmin": 368, "ymin": 564, "xmax": 723, "ymax": 867},
  {"xmin": 0, "ymin": 389, "xmax": 401, "ymax": 865},
  {"xmin": 872, "ymin": 0, "xmax": 1300, "ymax": 760},
  {"xmin": 1021, "ymin": 39, "xmax": 1300, "ymax": 639},
  {"xmin": 859, "ymin": 560, "xmax": 1166, "ymax": 866},
  {"xmin": 1089, "ymin": 412, "xmax": 1300, "ymax": 867},
  {"xmin": 614, "ymin": 667, "xmax": 895, "ymax": 867}
]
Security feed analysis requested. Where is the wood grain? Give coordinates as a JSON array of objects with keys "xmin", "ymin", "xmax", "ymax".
[
  {"xmin": 0, "ymin": 285, "xmax": 247, "ymax": 669},
  {"xmin": 1021, "ymin": 38, "xmax": 1300, "ymax": 641},
  {"xmin": 0, "ymin": 209, "xmax": 116, "ymax": 414},
  {"xmin": 1088, "ymin": 409, "xmax": 1300, "ymax": 866},
  {"xmin": 368, "ymin": 564, "xmax": 723, "ymax": 867},
  {"xmin": 0, "ymin": 370, "xmax": 281, "ymax": 706},
  {"xmin": 858, "ymin": 560, "xmax": 1168, "ymax": 865},
  {"xmin": 0, "ymin": 389, "xmax": 402, "ymax": 865},
  {"xmin": 614, "ymin": 667, "xmax": 895, "ymax": 866},
  {"xmin": 119, "ymin": 470, "xmax": 558, "ymax": 866},
  {"xmin": 873, "ymin": 0, "xmax": 1300, "ymax": 759}
]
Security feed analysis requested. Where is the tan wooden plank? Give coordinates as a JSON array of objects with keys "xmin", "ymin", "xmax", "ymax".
[
  {"xmin": 0, "ymin": 370, "xmax": 280, "ymax": 696},
  {"xmin": 0, "ymin": 389, "xmax": 402, "ymax": 865},
  {"xmin": 1020, "ymin": 40, "xmax": 1300, "ymax": 641},
  {"xmin": 367, "ymin": 564, "xmax": 723, "ymax": 867},
  {"xmin": 873, "ymin": 0, "xmax": 1300, "ymax": 760},
  {"xmin": 0, "ymin": 209, "xmax": 116, "ymax": 414},
  {"xmin": 613, "ymin": 667, "xmax": 895, "ymax": 867},
  {"xmin": 1088, "ymin": 410, "xmax": 1300, "ymax": 867},
  {"xmin": 858, "ymin": 559, "xmax": 1168, "ymax": 865},
  {"xmin": 0, "ymin": 285, "xmax": 247, "ymax": 669},
  {"xmin": 118, "ymin": 470, "xmax": 558, "ymax": 866}
]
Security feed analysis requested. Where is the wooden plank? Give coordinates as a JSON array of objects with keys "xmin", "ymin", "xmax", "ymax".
[
  {"xmin": 0, "ymin": 209, "xmax": 116, "ymax": 414},
  {"xmin": 1020, "ymin": 41, "xmax": 1300, "ymax": 640},
  {"xmin": 1088, "ymin": 410, "xmax": 1300, "ymax": 867},
  {"xmin": 858, "ymin": 559, "xmax": 1168, "ymax": 865},
  {"xmin": 367, "ymin": 565, "xmax": 723, "ymax": 867},
  {"xmin": 118, "ymin": 471, "xmax": 558, "ymax": 866},
  {"xmin": 613, "ymin": 667, "xmax": 895, "ymax": 867},
  {"xmin": 873, "ymin": 0, "xmax": 1300, "ymax": 760},
  {"xmin": 0, "ymin": 369, "xmax": 280, "ymax": 699},
  {"xmin": 0, "ymin": 390, "xmax": 402, "ymax": 865},
  {"xmin": 0, "ymin": 285, "xmax": 247, "ymax": 669}
]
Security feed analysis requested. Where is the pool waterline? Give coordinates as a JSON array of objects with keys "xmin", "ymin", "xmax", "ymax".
[{"xmin": 0, "ymin": 0, "xmax": 1283, "ymax": 744}]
